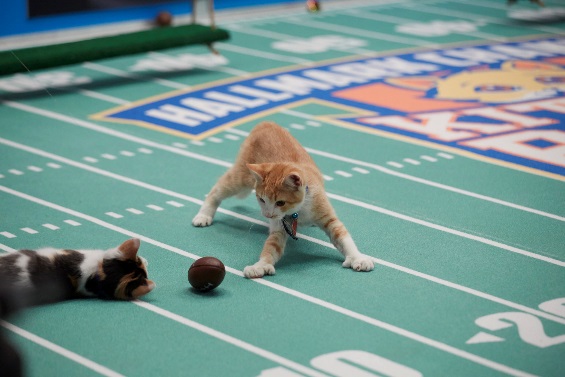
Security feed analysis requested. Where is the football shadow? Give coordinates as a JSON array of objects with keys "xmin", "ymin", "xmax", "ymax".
[{"xmin": 186, "ymin": 287, "xmax": 228, "ymax": 297}]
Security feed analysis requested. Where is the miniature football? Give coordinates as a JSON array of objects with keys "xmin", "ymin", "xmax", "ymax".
[
  {"xmin": 188, "ymin": 257, "xmax": 226, "ymax": 292},
  {"xmin": 155, "ymin": 11, "xmax": 173, "ymax": 27}
]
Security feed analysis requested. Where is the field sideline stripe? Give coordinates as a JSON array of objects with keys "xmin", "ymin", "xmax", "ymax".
[
  {"xmin": 2, "ymin": 138, "xmax": 565, "ymax": 323},
  {"xmin": 0, "ymin": 185, "xmax": 536, "ymax": 377},
  {"xmin": 0, "ymin": 321, "xmax": 124, "ymax": 377},
  {"xmin": 4, "ymin": 100, "xmax": 562, "ymax": 224}
]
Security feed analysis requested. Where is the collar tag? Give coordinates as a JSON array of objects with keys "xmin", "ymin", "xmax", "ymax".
[
  {"xmin": 282, "ymin": 212, "xmax": 299, "ymax": 240},
  {"xmin": 281, "ymin": 186, "xmax": 307, "ymax": 240}
]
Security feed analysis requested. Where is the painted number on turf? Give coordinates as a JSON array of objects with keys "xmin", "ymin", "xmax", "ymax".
[
  {"xmin": 0, "ymin": 72, "xmax": 91, "ymax": 93},
  {"xmin": 538, "ymin": 297, "xmax": 565, "ymax": 318},
  {"xmin": 130, "ymin": 53, "xmax": 228, "ymax": 72},
  {"xmin": 272, "ymin": 35, "xmax": 367, "ymax": 54},
  {"xmin": 258, "ymin": 350, "xmax": 422, "ymax": 377},
  {"xmin": 468, "ymin": 297, "xmax": 565, "ymax": 348},
  {"xmin": 396, "ymin": 20, "xmax": 485, "ymax": 37}
]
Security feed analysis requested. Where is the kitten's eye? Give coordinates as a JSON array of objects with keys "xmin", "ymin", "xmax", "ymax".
[
  {"xmin": 258, "ymin": 197, "xmax": 265, "ymax": 203},
  {"xmin": 275, "ymin": 201, "xmax": 285, "ymax": 207}
]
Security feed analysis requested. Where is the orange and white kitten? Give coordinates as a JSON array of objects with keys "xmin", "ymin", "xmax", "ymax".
[{"xmin": 192, "ymin": 121, "xmax": 374, "ymax": 278}]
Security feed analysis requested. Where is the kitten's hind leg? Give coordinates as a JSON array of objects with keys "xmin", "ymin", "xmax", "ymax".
[
  {"xmin": 317, "ymin": 209, "xmax": 374, "ymax": 272},
  {"xmin": 192, "ymin": 170, "xmax": 250, "ymax": 227}
]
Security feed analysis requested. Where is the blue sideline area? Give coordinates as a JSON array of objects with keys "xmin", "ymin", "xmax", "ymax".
[{"xmin": 1, "ymin": 0, "xmax": 291, "ymax": 37}]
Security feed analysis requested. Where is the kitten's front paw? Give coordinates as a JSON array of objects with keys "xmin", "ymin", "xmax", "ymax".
[
  {"xmin": 343, "ymin": 255, "xmax": 374, "ymax": 272},
  {"xmin": 243, "ymin": 262, "xmax": 275, "ymax": 279},
  {"xmin": 192, "ymin": 213, "xmax": 213, "ymax": 227}
]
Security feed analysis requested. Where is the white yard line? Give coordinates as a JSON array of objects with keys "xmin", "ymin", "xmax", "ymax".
[
  {"xmin": 132, "ymin": 301, "xmax": 329, "ymax": 377},
  {"xmin": 0, "ymin": 231, "xmax": 17, "ymax": 239},
  {"xmin": 3, "ymin": 307, "xmax": 324, "ymax": 377},
  {"xmin": 215, "ymin": 42, "xmax": 314, "ymax": 65},
  {"xmin": 0, "ymin": 185, "xmax": 537, "ymax": 377},
  {"xmin": 149, "ymin": 51, "xmax": 252, "ymax": 77},
  {"xmin": 1, "ymin": 321, "xmax": 124, "ymax": 377},
  {"xmin": 2, "ymin": 138, "xmax": 565, "ymax": 327},
  {"xmin": 226, "ymin": 128, "xmax": 253, "ymax": 137},
  {"xmin": 2, "ymin": 133, "xmax": 561, "ymax": 268},
  {"xmin": 3, "ymin": 101, "xmax": 232, "ymax": 168},
  {"xmin": 82, "ymin": 62, "xmax": 190, "ymax": 90},
  {"xmin": 78, "ymin": 90, "xmax": 131, "ymax": 105},
  {"xmin": 453, "ymin": 0, "xmax": 565, "ymax": 35},
  {"xmin": 283, "ymin": 18, "xmax": 441, "ymax": 48},
  {"xmin": 410, "ymin": 3, "xmax": 565, "ymax": 36},
  {"xmin": 227, "ymin": 25, "xmax": 380, "ymax": 57},
  {"xmin": 302, "ymin": 146, "xmax": 565, "ymax": 222},
  {"xmin": 208, "ymin": 65, "xmax": 252, "ymax": 78},
  {"xmin": 343, "ymin": 9, "xmax": 508, "ymax": 42},
  {"xmin": 0, "ymin": 243, "xmax": 16, "ymax": 252},
  {"xmin": 214, "ymin": 119, "xmax": 565, "ymax": 223},
  {"xmin": 4, "ymin": 99, "xmax": 564, "ymax": 265},
  {"xmin": 328, "ymin": 192, "xmax": 565, "ymax": 267},
  {"xmin": 3, "ymin": 101, "xmax": 563, "ymax": 249},
  {"xmin": 280, "ymin": 108, "xmax": 319, "ymax": 120},
  {"xmin": 217, "ymin": 0, "xmax": 423, "ymax": 26}
]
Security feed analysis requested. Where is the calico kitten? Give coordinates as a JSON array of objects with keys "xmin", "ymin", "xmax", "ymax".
[
  {"xmin": 0, "ymin": 238, "xmax": 155, "ymax": 304},
  {"xmin": 192, "ymin": 121, "xmax": 374, "ymax": 278}
]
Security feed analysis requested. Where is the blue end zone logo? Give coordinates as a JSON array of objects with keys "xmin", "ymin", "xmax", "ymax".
[{"xmin": 92, "ymin": 37, "xmax": 565, "ymax": 177}]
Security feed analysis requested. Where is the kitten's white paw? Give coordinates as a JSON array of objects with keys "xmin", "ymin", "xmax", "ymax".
[
  {"xmin": 192, "ymin": 213, "xmax": 213, "ymax": 227},
  {"xmin": 343, "ymin": 255, "xmax": 374, "ymax": 272},
  {"xmin": 243, "ymin": 262, "xmax": 276, "ymax": 279}
]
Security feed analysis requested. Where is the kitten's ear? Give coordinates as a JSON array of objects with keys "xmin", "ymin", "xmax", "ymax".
[
  {"xmin": 118, "ymin": 238, "xmax": 140, "ymax": 260},
  {"xmin": 284, "ymin": 173, "xmax": 303, "ymax": 189},
  {"xmin": 247, "ymin": 163, "xmax": 265, "ymax": 183}
]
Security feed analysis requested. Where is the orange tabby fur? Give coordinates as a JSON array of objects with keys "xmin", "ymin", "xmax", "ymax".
[{"xmin": 192, "ymin": 121, "xmax": 374, "ymax": 278}]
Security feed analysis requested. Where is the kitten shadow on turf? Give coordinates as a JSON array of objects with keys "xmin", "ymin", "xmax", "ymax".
[{"xmin": 275, "ymin": 249, "xmax": 342, "ymax": 271}]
